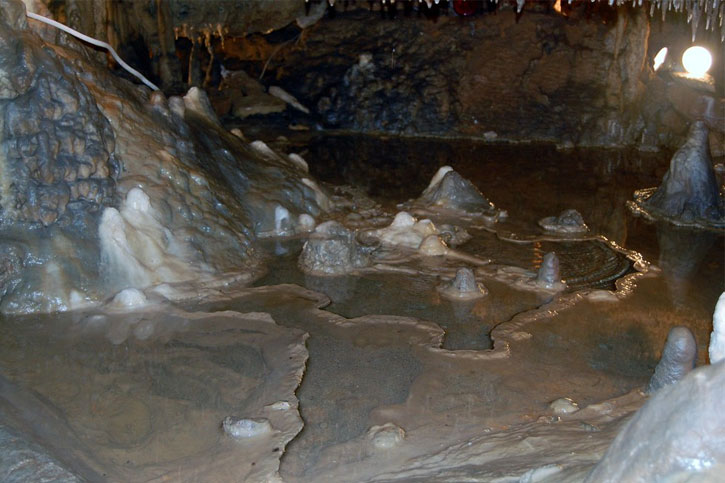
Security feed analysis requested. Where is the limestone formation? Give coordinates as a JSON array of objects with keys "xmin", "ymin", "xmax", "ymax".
[
  {"xmin": 0, "ymin": 9, "xmax": 117, "ymax": 226},
  {"xmin": 0, "ymin": 0, "xmax": 328, "ymax": 312},
  {"xmin": 438, "ymin": 267, "xmax": 488, "ymax": 300},
  {"xmin": 549, "ymin": 397, "xmax": 579, "ymax": 415},
  {"xmin": 222, "ymin": 417, "xmax": 273, "ymax": 439},
  {"xmin": 367, "ymin": 423, "xmax": 406, "ymax": 451},
  {"xmin": 646, "ymin": 326, "xmax": 697, "ymax": 393},
  {"xmin": 298, "ymin": 221, "xmax": 369, "ymax": 275},
  {"xmin": 368, "ymin": 211, "xmax": 439, "ymax": 249},
  {"xmin": 535, "ymin": 252, "xmax": 564, "ymax": 289},
  {"xmin": 587, "ymin": 361, "xmax": 725, "ymax": 482},
  {"xmin": 418, "ymin": 166, "xmax": 499, "ymax": 217},
  {"xmin": 710, "ymin": 292, "xmax": 725, "ymax": 364},
  {"xmin": 643, "ymin": 121, "xmax": 724, "ymax": 225},
  {"xmin": 538, "ymin": 209, "xmax": 589, "ymax": 234}
]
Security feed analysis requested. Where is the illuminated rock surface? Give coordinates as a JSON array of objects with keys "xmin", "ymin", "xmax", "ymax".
[
  {"xmin": 0, "ymin": 1, "xmax": 326, "ymax": 312},
  {"xmin": 0, "ymin": 1, "xmax": 724, "ymax": 482}
]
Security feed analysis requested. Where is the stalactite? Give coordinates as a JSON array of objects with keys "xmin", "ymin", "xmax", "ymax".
[{"xmin": 307, "ymin": 0, "xmax": 724, "ymax": 40}]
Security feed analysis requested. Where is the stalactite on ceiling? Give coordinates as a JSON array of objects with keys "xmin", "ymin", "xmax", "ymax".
[
  {"xmin": 174, "ymin": 23, "xmax": 230, "ymax": 88},
  {"xmin": 311, "ymin": 0, "xmax": 724, "ymax": 41}
]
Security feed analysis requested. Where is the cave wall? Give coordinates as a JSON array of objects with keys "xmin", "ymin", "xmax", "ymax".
[
  {"xmin": 269, "ymin": 4, "xmax": 651, "ymax": 147},
  {"xmin": 214, "ymin": 2, "xmax": 721, "ymax": 150},
  {"xmin": 30, "ymin": 1, "xmax": 723, "ymax": 150}
]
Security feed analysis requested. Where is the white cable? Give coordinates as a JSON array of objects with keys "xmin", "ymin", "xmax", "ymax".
[{"xmin": 25, "ymin": 11, "xmax": 160, "ymax": 91}]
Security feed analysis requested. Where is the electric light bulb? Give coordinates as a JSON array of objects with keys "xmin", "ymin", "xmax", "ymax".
[
  {"xmin": 653, "ymin": 47, "xmax": 668, "ymax": 71},
  {"xmin": 682, "ymin": 46, "xmax": 712, "ymax": 77}
]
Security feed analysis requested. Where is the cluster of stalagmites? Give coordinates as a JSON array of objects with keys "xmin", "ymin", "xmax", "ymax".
[{"xmin": 299, "ymin": 166, "xmax": 498, "ymax": 275}]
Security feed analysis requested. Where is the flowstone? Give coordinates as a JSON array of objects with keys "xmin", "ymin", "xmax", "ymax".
[
  {"xmin": 587, "ymin": 362, "xmax": 725, "ymax": 482},
  {"xmin": 0, "ymin": 0, "xmax": 329, "ymax": 312},
  {"xmin": 710, "ymin": 292, "xmax": 725, "ymax": 364}
]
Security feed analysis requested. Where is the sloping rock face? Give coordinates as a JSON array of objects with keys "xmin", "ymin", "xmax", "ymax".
[
  {"xmin": 0, "ymin": 13, "xmax": 116, "ymax": 226},
  {"xmin": 587, "ymin": 361, "xmax": 725, "ymax": 482},
  {"xmin": 0, "ymin": 0, "xmax": 324, "ymax": 313}
]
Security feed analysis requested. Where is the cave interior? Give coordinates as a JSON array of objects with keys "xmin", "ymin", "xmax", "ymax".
[{"xmin": 0, "ymin": 0, "xmax": 724, "ymax": 481}]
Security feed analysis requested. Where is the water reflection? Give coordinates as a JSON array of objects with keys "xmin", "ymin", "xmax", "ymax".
[{"xmin": 656, "ymin": 222, "xmax": 719, "ymax": 308}]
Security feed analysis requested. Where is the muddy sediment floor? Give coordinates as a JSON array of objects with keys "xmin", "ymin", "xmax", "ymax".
[{"xmin": 1, "ymin": 137, "xmax": 723, "ymax": 482}]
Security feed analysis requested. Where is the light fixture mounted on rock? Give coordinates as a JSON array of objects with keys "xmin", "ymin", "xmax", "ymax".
[{"xmin": 681, "ymin": 46, "xmax": 713, "ymax": 77}]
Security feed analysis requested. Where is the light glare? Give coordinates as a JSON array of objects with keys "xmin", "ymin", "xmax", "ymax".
[
  {"xmin": 682, "ymin": 46, "xmax": 712, "ymax": 77},
  {"xmin": 653, "ymin": 47, "xmax": 668, "ymax": 71}
]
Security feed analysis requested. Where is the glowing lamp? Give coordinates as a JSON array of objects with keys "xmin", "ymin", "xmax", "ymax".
[
  {"xmin": 682, "ymin": 46, "xmax": 712, "ymax": 77},
  {"xmin": 653, "ymin": 47, "xmax": 668, "ymax": 71}
]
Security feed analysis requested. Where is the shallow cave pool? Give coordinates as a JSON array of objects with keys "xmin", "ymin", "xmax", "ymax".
[{"xmin": 1, "ymin": 135, "xmax": 723, "ymax": 482}]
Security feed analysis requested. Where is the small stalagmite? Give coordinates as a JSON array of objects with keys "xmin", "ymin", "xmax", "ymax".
[{"xmin": 646, "ymin": 326, "xmax": 697, "ymax": 393}]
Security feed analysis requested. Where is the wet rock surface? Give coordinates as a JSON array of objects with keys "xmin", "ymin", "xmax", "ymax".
[
  {"xmin": 0, "ymin": 424, "xmax": 80, "ymax": 483},
  {"xmin": 588, "ymin": 361, "xmax": 725, "ymax": 482},
  {"xmin": 0, "ymin": 10, "xmax": 117, "ymax": 226},
  {"xmin": 0, "ymin": 0, "xmax": 327, "ymax": 312},
  {"xmin": 0, "ymin": 306, "xmax": 309, "ymax": 482},
  {"xmin": 298, "ymin": 221, "xmax": 370, "ymax": 275}
]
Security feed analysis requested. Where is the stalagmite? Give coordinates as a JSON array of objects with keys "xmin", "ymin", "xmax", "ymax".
[
  {"xmin": 643, "ymin": 121, "xmax": 724, "ymax": 225},
  {"xmin": 647, "ymin": 326, "xmax": 697, "ymax": 393},
  {"xmin": 438, "ymin": 267, "xmax": 488, "ymax": 299},
  {"xmin": 535, "ymin": 252, "xmax": 564, "ymax": 289},
  {"xmin": 539, "ymin": 209, "xmax": 589, "ymax": 234},
  {"xmin": 299, "ymin": 221, "xmax": 369, "ymax": 275}
]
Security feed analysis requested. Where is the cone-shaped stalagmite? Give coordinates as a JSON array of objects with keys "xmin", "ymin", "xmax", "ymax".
[
  {"xmin": 646, "ymin": 326, "xmax": 697, "ymax": 393},
  {"xmin": 644, "ymin": 121, "xmax": 723, "ymax": 224},
  {"xmin": 535, "ymin": 252, "xmax": 562, "ymax": 289}
]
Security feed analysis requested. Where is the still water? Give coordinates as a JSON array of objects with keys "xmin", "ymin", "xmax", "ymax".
[{"xmin": 1, "ymin": 136, "xmax": 723, "ymax": 482}]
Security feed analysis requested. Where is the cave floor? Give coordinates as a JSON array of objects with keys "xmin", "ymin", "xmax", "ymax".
[{"xmin": 1, "ymin": 136, "xmax": 723, "ymax": 482}]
